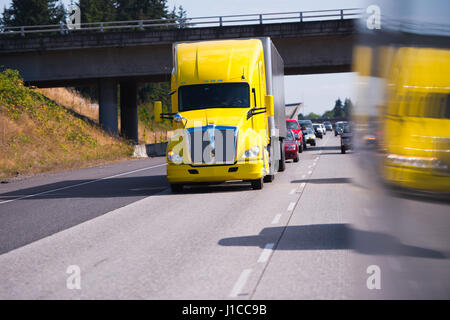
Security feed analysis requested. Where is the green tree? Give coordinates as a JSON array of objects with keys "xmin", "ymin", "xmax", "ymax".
[
  {"xmin": 168, "ymin": 4, "xmax": 187, "ymax": 27},
  {"xmin": 322, "ymin": 110, "xmax": 334, "ymax": 119},
  {"xmin": 343, "ymin": 98, "xmax": 353, "ymax": 117},
  {"xmin": 78, "ymin": 0, "xmax": 116, "ymax": 23},
  {"xmin": 306, "ymin": 112, "xmax": 320, "ymax": 119},
  {"xmin": 332, "ymin": 98, "xmax": 344, "ymax": 118},
  {"xmin": 115, "ymin": 0, "xmax": 168, "ymax": 21},
  {"xmin": 1, "ymin": 0, "xmax": 66, "ymax": 26}
]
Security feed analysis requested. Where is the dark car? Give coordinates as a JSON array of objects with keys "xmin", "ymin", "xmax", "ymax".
[
  {"xmin": 334, "ymin": 121, "xmax": 347, "ymax": 136},
  {"xmin": 303, "ymin": 127, "xmax": 316, "ymax": 146},
  {"xmin": 284, "ymin": 130, "xmax": 299, "ymax": 162},
  {"xmin": 312, "ymin": 123, "xmax": 323, "ymax": 139},
  {"xmin": 323, "ymin": 121, "xmax": 333, "ymax": 131},
  {"xmin": 340, "ymin": 123, "xmax": 352, "ymax": 154},
  {"xmin": 286, "ymin": 119, "xmax": 304, "ymax": 153},
  {"xmin": 298, "ymin": 119, "xmax": 314, "ymax": 131}
]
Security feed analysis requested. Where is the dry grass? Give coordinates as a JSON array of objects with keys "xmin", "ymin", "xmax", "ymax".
[
  {"xmin": 39, "ymin": 87, "xmax": 99, "ymax": 121},
  {"xmin": 39, "ymin": 87, "xmax": 172, "ymax": 145},
  {"xmin": 0, "ymin": 70, "xmax": 134, "ymax": 180}
]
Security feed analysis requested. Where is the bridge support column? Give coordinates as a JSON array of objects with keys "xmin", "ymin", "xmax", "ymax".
[
  {"xmin": 120, "ymin": 81, "xmax": 139, "ymax": 144},
  {"xmin": 98, "ymin": 78, "xmax": 118, "ymax": 136}
]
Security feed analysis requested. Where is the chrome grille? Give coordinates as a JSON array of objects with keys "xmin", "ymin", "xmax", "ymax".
[{"xmin": 187, "ymin": 126, "xmax": 237, "ymax": 165}]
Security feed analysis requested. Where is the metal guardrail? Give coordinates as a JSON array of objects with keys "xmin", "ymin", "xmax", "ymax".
[{"xmin": 0, "ymin": 8, "xmax": 363, "ymax": 36}]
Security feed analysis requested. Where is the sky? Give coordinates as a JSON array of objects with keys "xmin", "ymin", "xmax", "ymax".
[{"xmin": 0, "ymin": 0, "xmax": 364, "ymax": 115}]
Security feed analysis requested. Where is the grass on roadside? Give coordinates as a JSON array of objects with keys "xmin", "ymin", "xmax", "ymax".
[{"xmin": 0, "ymin": 69, "xmax": 134, "ymax": 179}]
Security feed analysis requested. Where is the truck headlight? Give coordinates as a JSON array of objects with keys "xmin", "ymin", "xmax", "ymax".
[
  {"xmin": 167, "ymin": 151, "xmax": 183, "ymax": 163},
  {"xmin": 386, "ymin": 154, "xmax": 448, "ymax": 170},
  {"xmin": 243, "ymin": 146, "xmax": 260, "ymax": 158}
]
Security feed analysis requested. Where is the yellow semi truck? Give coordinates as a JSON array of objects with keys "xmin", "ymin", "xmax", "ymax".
[{"xmin": 154, "ymin": 38, "xmax": 286, "ymax": 192}]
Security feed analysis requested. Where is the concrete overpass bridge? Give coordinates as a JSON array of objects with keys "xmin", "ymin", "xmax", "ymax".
[{"xmin": 0, "ymin": 9, "xmax": 361, "ymax": 143}]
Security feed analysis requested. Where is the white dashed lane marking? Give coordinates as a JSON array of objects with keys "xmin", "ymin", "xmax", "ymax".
[
  {"xmin": 229, "ymin": 269, "xmax": 252, "ymax": 297},
  {"xmin": 257, "ymin": 243, "xmax": 275, "ymax": 263}
]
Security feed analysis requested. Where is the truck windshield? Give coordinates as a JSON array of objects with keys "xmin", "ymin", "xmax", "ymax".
[{"xmin": 178, "ymin": 83, "xmax": 250, "ymax": 111}]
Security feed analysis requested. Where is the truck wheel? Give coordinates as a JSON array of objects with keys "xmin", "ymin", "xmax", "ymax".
[
  {"xmin": 263, "ymin": 174, "xmax": 274, "ymax": 183},
  {"xmin": 294, "ymin": 155, "xmax": 299, "ymax": 163},
  {"xmin": 278, "ymin": 139, "xmax": 286, "ymax": 172},
  {"xmin": 303, "ymin": 143, "xmax": 307, "ymax": 150},
  {"xmin": 170, "ymin": 183, "xmax": 184, "ymax": 193},
  {"xmin": 341, "ymin": 147, "xmax": 346, "ymax": 154},
  {"xmin": 298, "ymin": 142, "xmax": 303, "ymax": 153},
  {"xmin": 251, "ymin": 178, "xmax": 263, "ymax": 190}
]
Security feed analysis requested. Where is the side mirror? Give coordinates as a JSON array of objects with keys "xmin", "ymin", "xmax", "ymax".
[
  {"xmin": 265, "ymin": 95, "xmax": 275, "ymax": 117},
  {"xmin": 154, "ymin": 101, "xmax": 162, "ymax": 123}
]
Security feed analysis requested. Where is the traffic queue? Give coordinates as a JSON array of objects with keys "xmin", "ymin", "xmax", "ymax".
[{"xmin": 284, "ymin": 118, "xmax": 352, "ymax": 162}]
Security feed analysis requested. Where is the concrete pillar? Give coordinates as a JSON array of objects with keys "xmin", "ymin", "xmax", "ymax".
[
  {"xmin": 98, "ymin": 78, "xmax": 118, "ymax": 135},
  {"xmin": 120, "ymin": 81, "xmax": 139, "ymax": 144}
]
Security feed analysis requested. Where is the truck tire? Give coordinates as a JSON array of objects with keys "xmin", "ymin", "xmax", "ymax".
[
  {"xmin": 294, "ymin": 155, "xmax": 299, "ymax": 163},
  {"xmin": 341, "ymin": 146, "xmax": 346, "ymax": 154},
  {"xmin": 263, "ymin": 174, "xmax": 274, "ymax": 183},
  {"xmin": 278, "ymin": 139, "xmax": 286, "ymax": 172},
  {"xmin": 251, "ymin": 178, "xmax": 263, "ymax": 190},
  {"xmin": 298, "ymin": 142, "xmax": 303, "ymax": 153},
  {"xmin": 170, "ymin": 183, "xmax": 184, "ymax": 193}
]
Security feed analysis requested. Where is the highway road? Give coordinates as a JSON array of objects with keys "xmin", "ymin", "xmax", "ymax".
[{"xmin": 0, "ymin": 133, "xmax": 449, "ymax": 299}]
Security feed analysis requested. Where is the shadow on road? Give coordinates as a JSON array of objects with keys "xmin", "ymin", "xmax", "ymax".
[
  {"xmin": 181, "ymin": 183, "xmax": 253, "ymax": 194},
  {"xmin": 0, "ymin": 175, "xmax": 169, "ymax": 200},
  {"xmin": 291, "ymin": 178, "xmax": 352, "ymax": 184},
  {"xmin": 218, "ymin": 224, "xmax": 448, "ymax": 259},
  {"xmin": 0, "ymin": 175, "xmax": 265, "ymax": 200},
  {"xmin": 319, "ymin": 151, "xmax": 354, "ymax": 155},
  {"xmin": 312, "ymin": 146, "xmax": 341, "ymax": 151}
]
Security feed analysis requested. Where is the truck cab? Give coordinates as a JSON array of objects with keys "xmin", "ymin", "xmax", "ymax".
[{"xmin": 154, "ymin": 38, "xmax": 286, "ymax": 192}]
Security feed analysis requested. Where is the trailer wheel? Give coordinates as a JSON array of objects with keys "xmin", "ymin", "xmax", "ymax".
[
  {"xmin": 251, "ymin": 178, "xmax": 263, "ymax": 190},
  {"xmin": 278, "ymin": 139, "xmax": 286, "ymax": 172}
]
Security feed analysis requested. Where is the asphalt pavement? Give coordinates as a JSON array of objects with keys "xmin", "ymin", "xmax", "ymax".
[{"xmin": 0, "ymin": 133, "xmax": 449, "ymax": 299}]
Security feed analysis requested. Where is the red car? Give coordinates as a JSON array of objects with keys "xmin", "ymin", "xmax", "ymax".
[
  {"xmin": 284, "ymin": 130, "xmax": 299, "ymax": 162},
  {"xmin": 286, "ymin": 119, "xmax": 303, "ymax": 153}
]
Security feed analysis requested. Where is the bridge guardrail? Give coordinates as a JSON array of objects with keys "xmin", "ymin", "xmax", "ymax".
[{"xmin": 0, "ymin": 8, "xmax": 363, "ymax": 36}]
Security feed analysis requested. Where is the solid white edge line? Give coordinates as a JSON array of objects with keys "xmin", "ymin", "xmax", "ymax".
[
  {"xmin": 0, "ymin": 163, "xmax": 167, "ymax": 205},
  {"xmin": 229, "ymin": 269, "xmax": 252, "ymax": 297},
  {"xmin": 257, "ymin": 243, "xmax": 275, "ymax": 263}
]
